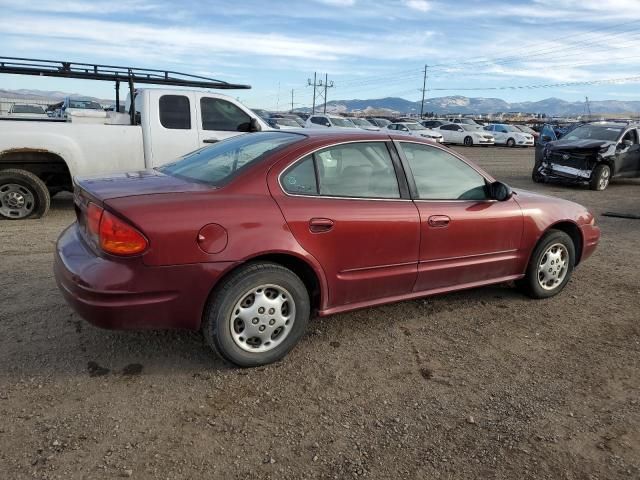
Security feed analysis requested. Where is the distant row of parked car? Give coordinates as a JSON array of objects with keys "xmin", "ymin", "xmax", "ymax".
[{"xmin": 256, "ymin": 110, "xmax": 538, "ymax": 148}]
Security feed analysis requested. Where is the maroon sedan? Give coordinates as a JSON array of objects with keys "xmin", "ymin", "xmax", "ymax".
[{"xmin": 55, "ymin": 130, "xmax": 600, "ymax": 367}]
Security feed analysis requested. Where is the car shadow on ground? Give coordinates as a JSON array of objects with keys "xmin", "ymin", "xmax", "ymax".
[{"xmin": 9, "ymin": 282, "xmax": 524, "ymax": 378}]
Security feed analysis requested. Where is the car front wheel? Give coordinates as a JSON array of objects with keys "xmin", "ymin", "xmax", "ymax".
[
  {"xmin": 463, "ymin": 136, "xmax": 473, "ymax": 146},
  {"xmin": 506, "ymin": 138, "xmax": 516, "ymax": 147},
  {"xmin": 589, "ymin": 164, "xmax": 610, "ymax": 191},
  {"xmin": 517, "ymin": 230, "xmax": 575, "ymax": 299},
  {"xmin": 203, "ymin": 262, "xmax": 310, "ymax": 367}
]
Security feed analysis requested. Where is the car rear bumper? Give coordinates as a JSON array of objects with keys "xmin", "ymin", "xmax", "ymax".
[{"xmin": 54, "ymin": 223, "xmax": 237, "ymax": 330}]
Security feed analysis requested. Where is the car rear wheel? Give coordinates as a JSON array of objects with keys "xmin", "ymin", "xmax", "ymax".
[
  {"xmin": 516, "ymin": 230, "xmax": 575, "ymax": 299},
  {"xmin": 589, "ymin": 164, "xmax": 610, "ymax": 191},
  {"xmin": 203, "ymin": 262, "xmax": 310, "ymax": 367},
  {"xmin": 463, "ymin": 136, "xmax": 473, "ymax": 146},
  {"xmin": 0, "ymin": 168, "xmax": 50, "ymax": 220},
  {"xmin": 506, "ymin": 138, "xmax": 516, "ymax": 147}
]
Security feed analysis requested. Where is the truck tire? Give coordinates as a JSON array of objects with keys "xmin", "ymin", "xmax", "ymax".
[
  {"xmin": 0, "ymin": 169, "xmax": 50, "ymax": 220},
  {"xmin": 589, "ymin": 164, "xmax": 610, "ymax": 191}
]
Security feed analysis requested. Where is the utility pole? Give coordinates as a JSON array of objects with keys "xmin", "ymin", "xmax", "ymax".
[
  {"xmin": 291, "ymin": 89, "xmax": 295, "ymax": 112},
  {"xmin": 308, "ymin": 72, "xmax": 333, "ymax": 114},
  {"xmin": 420, "ymin": 64, "xmax": 427, "ymax": 118},
  {"xmin": 585, "ymin": 96, "xmax": 591, "ymax": 119}
]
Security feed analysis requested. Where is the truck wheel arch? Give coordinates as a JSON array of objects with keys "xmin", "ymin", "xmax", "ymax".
[{"xmin": 0, "ymin": 149, "xmax": 73, "ymax": 193}]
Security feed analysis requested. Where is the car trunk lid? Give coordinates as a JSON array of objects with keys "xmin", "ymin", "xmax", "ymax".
[{"xmin": 75, "ymin": 169, "xmax": 212, "ymax": 201}]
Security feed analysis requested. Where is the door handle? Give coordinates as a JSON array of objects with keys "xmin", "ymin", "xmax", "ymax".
[
  {"xmin": 309, "ymin": 217, "xmax": 334, "ymax": 233},
  {"xmin": 428, "ymin": 215, "xmax": 450, "ymax": 228},
  {"xmin": 203, "ymin": 139, "xmax": 219, "ymax": 144}
]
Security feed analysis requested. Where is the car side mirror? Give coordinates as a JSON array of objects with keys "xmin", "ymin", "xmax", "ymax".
[
  {"xmin": 618, "ymin": 139, "xmax": 633, "ymax": 149},
  {"xmin": 541, "ymin": 135, "xmax": 551, "ymax": 142},
  {"xmin": 249, "ymin": 117, "xmax": 262, "ymax": 132},
  {"xmin": 489, "ymin": 181, "xmax": 513, "ymax": 201}
]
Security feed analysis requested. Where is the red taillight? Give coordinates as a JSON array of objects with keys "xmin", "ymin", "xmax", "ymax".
[
  {"xmin": 86, "ymin": 202, "xmax": 103, "ymax": 236},
  {"xmin": 99, "ymin": 210, "xmax": 148, "ymax": 256}
]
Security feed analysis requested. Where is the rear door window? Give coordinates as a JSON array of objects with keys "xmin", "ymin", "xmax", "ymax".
[{"xmin": 159, "ymin": 95, "xmax": 191, "ymax": 130}]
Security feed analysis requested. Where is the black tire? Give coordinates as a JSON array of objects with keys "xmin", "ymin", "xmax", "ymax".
[
  {"xmin": 531, "ymin": 165, "xmax": 543, "ymax": 183},
  {"xmin": 463, "ymin": 136, "xmax": 473, "ymax": 147},
  {"xmin": 0, "ymin": 168, "xmax": 50, "ymax": 220},
  {"xmin": 516, "ymin": 230, "xmax": 575, "ymax": 299},
  {"xmin": 506, "ymin": 138, "xmax": 516, "ymax": 148},
  {"xmin": 202, "ymin": 262, "xmax": 310, "ymax": 368},
  {"xmin": 589, "ymin": 164, "xmax": 611, "ymax": 191}
]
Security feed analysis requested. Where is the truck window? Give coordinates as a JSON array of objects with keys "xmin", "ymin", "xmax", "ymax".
[
  {"xmin": 200, "ymin": 97, "xmax": 251, "ymax": 132},
  {"xmin": 159, "ymin": 95, "xmax": 191, "ymax": 130}
]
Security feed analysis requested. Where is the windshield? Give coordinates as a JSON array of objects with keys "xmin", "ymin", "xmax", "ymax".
[
  {"xmin": 12, "ymin": 104, "xmax": 45, "ymax": 114},
  {"xmin": 405, "ymin": 123, "xmax": 424, "ymax": 130},
  {"xmin": 351, "ymin": 118, "xmax": 373, "ymax": 127},
  {"xmin": 502, "ymin": 125, "xmax": 521, "ymax": 132},
  {"xmin": 68, "ymin": 99, "xmax": 102, "ymax": 110},
  {"xmin": 330, "ymin": 117, "xmax": 356, "ymax": 128},
  {"xmin": 563, "ymin": 125, "xmax": 623, "ymax": 142},
  {"xmin": 460, "ymin": 124, "xmax": 480, "ymax": 131},
  {"xmin": 517, "ymin": 125, "xmax": 535, "ymax": 134},
  {"xmin": 461, "ymin": 119, "xmax": 478, "ymax": 125},
  {"xmin": 276, "ymin": 118, "xmax": 300, "ymax": 127},
  {"xmin": 159, "ymin": 132, "xmax": 303, "ymax": 185}
]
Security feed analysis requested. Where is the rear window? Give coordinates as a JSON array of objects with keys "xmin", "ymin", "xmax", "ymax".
[{"xmin": 159, "ymin": 132, "xmax": 304, "ymax": 186}]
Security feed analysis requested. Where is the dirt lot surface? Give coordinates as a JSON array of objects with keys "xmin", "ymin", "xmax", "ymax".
[{"xmin": 1, "ymin": 146, "xmax": 639, "ymax": 479}]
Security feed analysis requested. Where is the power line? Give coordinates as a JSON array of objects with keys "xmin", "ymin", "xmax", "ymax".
[{"xmin": 426, "ymin": 74, "xmax": 640, "ymax": 91}]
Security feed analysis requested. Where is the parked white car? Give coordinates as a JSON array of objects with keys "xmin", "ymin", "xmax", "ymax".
[
  {"xmin": 436, "ymin": 123, "xmax": 495, "ymax": 146},
  {"xmin": 305, "ymin": 114, "xmax": 357, "ymax": 129},
  {"xmin": 7, "ymin": 104, "xmax": 49, "ymax": 119},
  {"xmin": 347, "ymin": 117, "xmax": 380, "ymax": 131},
  {"xmin": 385, "ymin": 122, "xmax": 443, "ymax": 143},
  {"xmin": 484, "ymin": 123, "xmax": 534, "ymax": 147}
]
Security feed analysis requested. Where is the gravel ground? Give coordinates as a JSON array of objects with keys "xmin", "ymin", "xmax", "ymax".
[{"xmin": 1, "ymin": 146, "xmax": 639, "ymax": 479}]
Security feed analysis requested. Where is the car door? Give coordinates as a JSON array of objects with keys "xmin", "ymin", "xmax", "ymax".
[
  {"xmin": 615, "ymin": 128, "xmax": 640, "ymax": 176},
  {"xmin": 438, "ymin": 124, "xmax": 457, "ymax": 143},
  {"xmin": 535, "ymin": 124, "xmax": 557, "ymax": 163},
  {"xmin": 395, "ymin": 141, "xmax": 524, "ymax": 292},
  {"xmin": 196, "ymin": 94, "xmax": 255, "ymax": 146},
  {"xmin": 270, "ymin": 140, "xmax": 420, "ymax": 308}
]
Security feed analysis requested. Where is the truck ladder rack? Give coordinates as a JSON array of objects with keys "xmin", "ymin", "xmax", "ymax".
[{"xmin": 0, "ymin": 56, "xmax": 251, "ymax": 124}]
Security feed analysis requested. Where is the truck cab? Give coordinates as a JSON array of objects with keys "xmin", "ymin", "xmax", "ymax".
[{"xmin": 128, "ymin": 89, "xmax": 270, "ymax": 167}]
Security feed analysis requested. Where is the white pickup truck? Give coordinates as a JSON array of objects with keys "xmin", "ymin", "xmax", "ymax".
[{"xmin": 0, "ymin": 88, "xmax": 269, "ymax": 219}]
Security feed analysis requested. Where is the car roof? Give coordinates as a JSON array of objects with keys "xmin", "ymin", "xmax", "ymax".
[{"xmin": 263, "ymin": 129, "xmax": 438, "ymax": 144}]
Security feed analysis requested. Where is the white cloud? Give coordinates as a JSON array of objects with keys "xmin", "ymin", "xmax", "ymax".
[{"xmin": 403, "ymin": 0, "xmax": 431, "ymax": 12}]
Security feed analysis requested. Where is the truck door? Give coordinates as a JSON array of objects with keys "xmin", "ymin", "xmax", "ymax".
[
  {"xmin": 147, "ymin": 91, "xmax": 200, "ymax": 167},
  {"xmin": 195, "ymin": 94, "xmax": 257, "ymax": 147}
]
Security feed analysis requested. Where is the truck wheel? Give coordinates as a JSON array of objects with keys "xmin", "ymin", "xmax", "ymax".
[
  {"xmin": 202, "ymin": 262, "xmax": 310, "ymax": 368},
  {"xmin": 506, "ymin": 138, "xmax": 516, "ymax": 147},
  {"xmin": 0, "ymin": 169, "xmax": 50, "ymax": 220},
  {"xmin": 589, "ymin": 164, "xmax": 610, "ymax": 191}
]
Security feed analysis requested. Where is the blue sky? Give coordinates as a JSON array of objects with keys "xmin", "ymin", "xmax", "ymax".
[{"xmin": 2, "ymin": 0, "xmax": 640, "ymax": 109}]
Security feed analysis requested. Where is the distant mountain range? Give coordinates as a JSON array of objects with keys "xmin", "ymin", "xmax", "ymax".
[
  {"xmin": 303, "ymin": 95, "xmax": 640, "ymax": 116},
  {"xmin": 2, "ymin": 88, "xmax": 640, "ymax": 116}
]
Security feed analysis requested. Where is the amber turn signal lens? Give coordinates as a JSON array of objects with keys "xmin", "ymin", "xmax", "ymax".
[{"xmin": 99, "ymin": 210, "xmax": 148, "ymax": 255}]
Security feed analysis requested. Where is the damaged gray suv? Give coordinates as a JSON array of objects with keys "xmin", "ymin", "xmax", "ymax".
[{"xmin": 533, "ymin": 121, "xmax": 640, "ymax": 190}]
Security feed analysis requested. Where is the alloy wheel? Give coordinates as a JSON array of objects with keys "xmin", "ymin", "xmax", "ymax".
[{"xmin": 0, "ymin": 183, "xmax": 35, "ymax": 219}]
